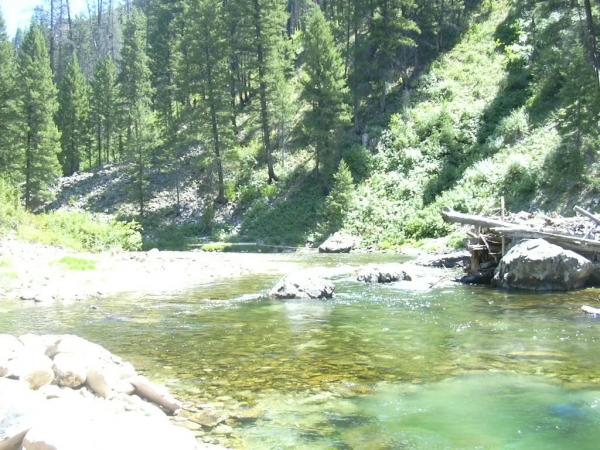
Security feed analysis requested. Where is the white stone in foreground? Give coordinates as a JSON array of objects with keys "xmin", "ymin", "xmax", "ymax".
[
  {"xmin": 21, "ymin": 398, "xmax": 198, "ymax": 450},
  {"xmin": 0, "ymin": 378, "xmax": 43, "ymax": 448},
  {"xmin": 6, "ymin": 351, "xmax": 54, "ymax": 390},
  {"xmin": 0, "ymin": 335, "xmax": 23, "ymax": 377}
]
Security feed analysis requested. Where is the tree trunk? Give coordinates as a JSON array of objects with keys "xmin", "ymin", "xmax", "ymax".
[
  {"xmin": 583, "ymin": 0, "xmax": 600, "ymax": 86},
  {"xmin": 253, "ymin": 0, "xmax": 278, "ymax": 183},
  {"xmin": 206, "ymin": 48, "xmax": 226, "ymax": 204}
]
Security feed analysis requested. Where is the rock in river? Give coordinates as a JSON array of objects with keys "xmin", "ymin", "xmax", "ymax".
[
  {"xmin": 356, "ymin": 264, "xmax": 412, "ymax": 283},
  {"xmin": 270, "ymin": 275, "xmax": 335, "ymax": 299},
  {"xmin": 318, "ymin": 232, "xmax": 358, "ymax": 253},
  {"xmin": 417, "ymin": 250, "xmax": 470, "ymax": 269},
  {"xmin": 493, "ymin": 239, "xmax": 593, "ymax": 291}
]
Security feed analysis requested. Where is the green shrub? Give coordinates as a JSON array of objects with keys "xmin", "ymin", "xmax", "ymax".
[
  {"xmin": 322, "ymin": 161, "xmax": 354, "ymax": 234},
  {"xmin": 403, "ymin": 207, "xmax": 451, "ymax": 240},
  {"xmin": 17, "ymin": 212, "xmax": 142, "ymax": 252},
  {"xmin": 342, "ymin": 145, "xmax": 373, "ymax": 180}
]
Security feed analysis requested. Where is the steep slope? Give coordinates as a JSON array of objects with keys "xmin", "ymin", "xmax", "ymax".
[{"xmin": 342, "ymin": 0, "xmax": 600, "ymax": 248}]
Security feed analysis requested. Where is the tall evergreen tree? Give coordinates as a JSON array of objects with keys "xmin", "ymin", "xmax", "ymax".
[
  {"xmin": 58, "ymin": 54, "xmax": 91, "ymax": 175},
  {"xmin": 19, "ymin": 24, "xmax": 61, "ymax": 210},
  {"xmin": 91, "ymin": 58, "xmax": 119, "ymax": 167},
  {"xmin": 370, "ymin": 0, "xmax": 419, "ymax": 112},
  {"xmin": 0, "ymin": 11, "xmax": 23, "ymax": 185},
  {"xmin": 181, "ymin": 0, "xmax": 233, "ymax": 203},
  {"xmin": 119, "ymin": 8, "xmax": 156, "ymax": 216},
  {"xmin": 147, "ymin": 0, "xmax": 182, "ymax": 129},
  {"xmin": 302, "ymin": 7, "xmax": 349, "ymax": 178},
  {"xmin": 246, "ymin": 0, "xmax": 289, "ymax": 183}
]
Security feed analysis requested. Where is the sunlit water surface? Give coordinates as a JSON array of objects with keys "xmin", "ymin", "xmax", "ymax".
[{"xmin": 1, "ymin": 253, "xmax": 600, "ymax": 449}]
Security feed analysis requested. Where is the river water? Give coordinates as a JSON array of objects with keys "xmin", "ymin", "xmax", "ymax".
[{"xmin": 1, "ymin": 253, "xmax": 600, "ymax": 449}]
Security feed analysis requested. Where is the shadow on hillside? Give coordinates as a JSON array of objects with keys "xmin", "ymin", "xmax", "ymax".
[
  {"xmin": 361, "ymin": 0, "xmax": 490, "ymax": 135},
  {"xmin": 235, "ymin": 169, "xmax": 324, "ymax": 246},
  {"xmin": 421, "ymin": 4, "xmax": 534, "ymax": 207}
]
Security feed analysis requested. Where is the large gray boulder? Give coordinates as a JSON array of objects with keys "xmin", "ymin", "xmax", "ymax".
[
  {"xmin": 318, "ymin": 232, "xmax": 358, "ymax": 253},
  {"xmin": 356, "ymin": 265, "xmax": 412, "ymax": 283},
  {"xmin": 270, "ymin": 275, "xmax": 335, "ymax": 299},
  {"xmin": 493, "ymin": 239, "xmax": 593, "ymax": 291}
]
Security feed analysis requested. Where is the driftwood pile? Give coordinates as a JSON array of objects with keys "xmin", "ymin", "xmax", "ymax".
[{"xmin": 442, "ymin": 206, "xmax": 600, "ymax": 280}]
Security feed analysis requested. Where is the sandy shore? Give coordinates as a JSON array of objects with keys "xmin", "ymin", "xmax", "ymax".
[{"xmin": 0, "ymin": 238, "xmax": 302, "ymax": 304}]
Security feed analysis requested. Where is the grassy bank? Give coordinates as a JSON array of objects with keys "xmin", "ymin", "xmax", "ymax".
[{"xmin": 0, "ymin": 181, "xmax": 142, "ymax": 252}]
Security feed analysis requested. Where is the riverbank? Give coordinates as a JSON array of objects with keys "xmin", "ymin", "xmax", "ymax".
[
  {"xmin": 0, "ymin": 237, "xmax": 459, "ymax": 304},
  {"xmin": 0, "ymin": 238, "xmax": 305, "ymax": 304}
]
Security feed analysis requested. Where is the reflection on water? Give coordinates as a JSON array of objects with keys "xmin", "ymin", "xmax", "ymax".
[{"xmin": 1, "ymin": 253, "xmax": 600, "ymax": 449}]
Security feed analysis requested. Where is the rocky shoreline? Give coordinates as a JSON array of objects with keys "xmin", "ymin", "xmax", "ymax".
[{"xmin": 0, "ymin": 334, "xmax": 226, "ymax": 450}]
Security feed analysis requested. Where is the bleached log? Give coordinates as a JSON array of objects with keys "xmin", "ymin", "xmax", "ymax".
[
  {"xmin": 574, "ymin": 206, "xmax": 600, "ymax": 226},
  {"xmin": 131, "ymin": 376, "xmax": 182, "ymax": 415},
  {"xmin": 442, "ymin": 210, "xmax": 510, "ymax": 229}
]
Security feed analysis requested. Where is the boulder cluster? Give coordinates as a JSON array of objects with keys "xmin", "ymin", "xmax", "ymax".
[{"xmin": 0, "ymin": 334, "xmax": 208, "ymax": 450}]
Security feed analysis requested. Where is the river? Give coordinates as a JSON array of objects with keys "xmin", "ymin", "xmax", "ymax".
[{"xmin": 1, "ymin": 252, "xmax": 600, "ymax": 449}]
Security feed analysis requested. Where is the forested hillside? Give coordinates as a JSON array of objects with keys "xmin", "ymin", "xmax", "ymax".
[{"xmin": 0, "ymin": 0, "xmax": 599, "ymax": 250}]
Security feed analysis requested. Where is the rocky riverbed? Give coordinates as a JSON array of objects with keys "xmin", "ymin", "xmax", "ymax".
[{"xmin": 0, "ymin": 333, "xmax": 227, "ymax": 450}]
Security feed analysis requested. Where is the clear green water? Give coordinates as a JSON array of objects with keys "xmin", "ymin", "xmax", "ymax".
[{"xmin": 1, "ymin": 253, "xmax": 600, "ymax": 449}]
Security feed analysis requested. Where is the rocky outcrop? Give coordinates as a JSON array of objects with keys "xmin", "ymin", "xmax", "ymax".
[
  {"xmin": 270, "ymin": 275, "xmax": 335, "ymax": 299},
  {"xmin": 0, "ymin": 334, "xmax": 202, "ymax": 450},
  {"xmin": 356, "ymin": 265, "xmax": 412, "ymax": 283},
  {"xmin": 493, "ymin": 239, "xmax": 593, "ymax": 291},
  {"xmin": 318, "ymin": 233, "xmax": 358, "ymax": 253}
]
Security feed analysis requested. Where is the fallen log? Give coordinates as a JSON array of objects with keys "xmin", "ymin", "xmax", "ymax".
[
  {"xmin": 131, "ymin": 375, "xmax": 182, "ymax": 415},
  {"xmin": 442, "ymin": 210, "xmax": 510, "ymax": 229},
  {"xmin": 574, "ymin": 206, "xmax": 600, "ymax": 226},
  {"xmin": 491, "ymin": 227, "xmax": 600, "ymax": 253}
]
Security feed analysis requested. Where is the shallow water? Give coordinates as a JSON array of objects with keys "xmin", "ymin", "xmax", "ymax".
[{"xmin": 1, "ymin": 252, "xmax": 600, "ymax": 449}]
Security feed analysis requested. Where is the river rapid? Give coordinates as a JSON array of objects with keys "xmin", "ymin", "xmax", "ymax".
[{"xmin": 2, "ymin": 252, "xmax": 600, "ymax": 449}]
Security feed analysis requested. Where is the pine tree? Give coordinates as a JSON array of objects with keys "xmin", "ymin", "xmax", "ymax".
[
  {"xmin": 19, "ymin": 24, "xmax": 62, "ymax": 210},
  {"xmin": 119, "ymin": 8, "xmax": 156, "ymax": 216},
  {"xmin": 91, "ymin": 58, "xmax": 119, "ymax": 167},
  {"xmin": 301, "ymin": 7, "xmax": 349, "ymax": 178},
  {"xmin": 0, "ymin": 11, "xmax": 23, "ymax": 185},
  {"xmin": 147, "ymin": 0, "xmax": 183, "ymax": 129},
  {"xmin": 246, "ymin": 0, "xmax": 289, "ymax": 183},
  {"xmin": 181, "ymin": 0, "xmax": 233, "ymax": 203},
  {"xmin": 370, "ymin": 0, "xmax": 419, "ymax": 111},
  {"xmin": 324, "ymin": 159, "xmax": 354, "ymax": 233},
  {"xmin": 58, "ymin": 54, "xmax": 91, "ymax": 175}
]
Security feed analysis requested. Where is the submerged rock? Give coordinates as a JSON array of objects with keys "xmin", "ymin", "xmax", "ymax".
[
  {"xmin": 356, "ymin": 265, "xmax": 412, "ymax": 284},
  {"xmin": 270, "ymin": 275, "xmax": 335, "ymax": 299},
  {"xmin": 493, "ymin": 239, "xmax": 593, "ymax": 291},
  {"xmin": 318, "ymin": 232, "xmax": 358, "ymax": 254}
]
